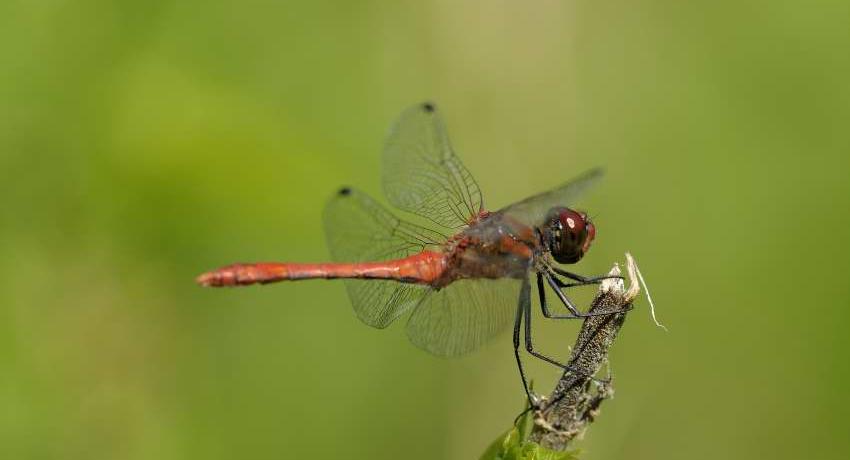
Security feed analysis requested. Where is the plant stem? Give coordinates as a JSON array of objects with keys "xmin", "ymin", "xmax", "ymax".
[{"xmin": 528, "ymin": 254, "xmax": 641, "ymax": 450}]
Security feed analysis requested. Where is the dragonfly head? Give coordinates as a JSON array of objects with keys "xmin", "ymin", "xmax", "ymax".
[{"xmin": 544, "ymin": 207, "xmax": 596, "ymax": 264}]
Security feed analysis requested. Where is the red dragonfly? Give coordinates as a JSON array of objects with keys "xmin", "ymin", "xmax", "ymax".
[{"xmin": 197, "ymin": 102, "xmax": 622, "ymax": 401}]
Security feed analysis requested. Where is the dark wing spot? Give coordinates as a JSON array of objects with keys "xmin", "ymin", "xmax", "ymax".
[
  {"xmin": 338, "ymin": 187, "xmax": 352, "ymax": 196},
  {"xmin": 422, "ymin": 102, "xmax": 435, "ymax": 113}
]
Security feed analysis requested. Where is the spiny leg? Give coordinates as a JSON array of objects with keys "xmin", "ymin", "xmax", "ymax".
[
  {"xmin": 532, "ymin": 272, "xmax": 610, "ymax": 385},
  {"xmin": 543, "ymin": 271, "xmax": 583, "ymax": 316},
  {"xmin": 523, "ymin": 274, "xmax": 572, "ymax": 367},
  {"xmin": 513, "ymin": 271, "xmax": 628, "ymax": 413},
  {"xmin": 539, "ymin": 271, "xmax": 585, "ymax": 319},
  {"xmin": 513, "ymin": 277, "xmax": 534, "ymax": 405},
  {"xmin": 543, "ymin": 271, "xmax": 632, "ymax": 318},
  {"xmin": 550, "ymin": 266, "xmax": 622, "ymax": 286},
  {"xmin": 549, "ymin": 273, "xmax": 623, "ymax": 289}
]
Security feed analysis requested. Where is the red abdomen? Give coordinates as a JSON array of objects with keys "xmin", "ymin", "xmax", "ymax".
[{"xmin": 197, "ymin": 251, "xmax": 446, "ymax": 287}]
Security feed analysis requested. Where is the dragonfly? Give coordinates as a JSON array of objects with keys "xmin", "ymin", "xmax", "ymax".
[{"xmin": 197, "ymin": 102, "xmax": 624, "ymax": 402}]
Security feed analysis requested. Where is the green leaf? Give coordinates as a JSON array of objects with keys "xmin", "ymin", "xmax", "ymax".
[
  {"xmin": 518, "ymin": 442, "xmax": 581, "ymax": 460},
  {"xmin": 479, "ymin": 418, "xmax": 581, "ymax": 459},
  {"xmin": 480, "ymin": 390, "xmax": 580, "ymax": 460},
  {"xmin": 479, "ymin": 427, "xmax": 513, "ymax": 460}
]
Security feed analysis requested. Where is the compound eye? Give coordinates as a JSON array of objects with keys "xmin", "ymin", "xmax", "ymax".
[
  {"xmin": 585, "ymin": 221, "xmax": 596, "ymax": 242},
  {"xmin": 559, "ymin": 209, "xmax": 587, "ymax": 241}
]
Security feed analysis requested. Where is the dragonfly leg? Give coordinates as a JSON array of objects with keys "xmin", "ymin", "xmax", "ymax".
[
  {"xmin": 549, "ymin": 275, "xmax": 617, "ymax": 289},
  {"xmin": 525, "ymin": 277, "xmax": 570, "ymax": 367},
  {"xmin": 513, "ymin": 278, "xmax": 535, "ymax": 406},
  {"xmin": 531, "ymin": 273, "xmax": 610, "ymax": 385},
  {"xmin": 549, "ymin": 266, "xmax": 623, "ymax": 285},
  {"xmin": 543, "ymin": 272, "xmax": 584, "ymax": 316},
  {"xmin": 538, "ymin": 272, "xmax": 583, "ymax": 318},
  {"xmin": 543, "ymin": 271, "xmax": 633, "ymax": 318}
]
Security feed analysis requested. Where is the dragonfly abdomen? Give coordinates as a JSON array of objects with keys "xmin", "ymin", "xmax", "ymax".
[{"xmin": 197, "ymin": 251, "xmax": 446, "ymax": 287}]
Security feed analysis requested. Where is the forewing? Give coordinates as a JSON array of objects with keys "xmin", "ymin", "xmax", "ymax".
[
  {"xmin": 324, "ymin": 188, "xmax": 444, "ymax": 328},
  {"xmin": 405, "ymin": 278, "xmax": 521, "ymax": 357},
  {"xmin": 500, "ymin": 168, "xmax": 604, "ymax": 226},
  {"xmin": 383, "ymin": 102, "xmax": 483, "ymax": 229}
]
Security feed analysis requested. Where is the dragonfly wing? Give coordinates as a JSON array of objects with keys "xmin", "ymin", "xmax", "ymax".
[
  {"xmin": 324, "ymin": 188, "xmax": 445, "ymax": 328},
  {"xmin": 500, "ymin": 168, "xmax": 604, "ymax": 226},
  {"xmin": 405, "ymin": 278, "xmax": 521, "ymax": 357},
  {"xmin": 382, "ymin": 102, "xmax": 483, "ymax": 230}
]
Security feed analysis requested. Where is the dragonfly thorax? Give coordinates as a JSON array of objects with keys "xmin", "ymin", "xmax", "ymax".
[{"xmin": 543, "ymin": 207, "xmax": 596, "ymax": 264}]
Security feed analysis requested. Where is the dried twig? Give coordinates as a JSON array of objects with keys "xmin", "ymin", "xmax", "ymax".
[{"xmin": 528, "ymin": 253, "xmax": 642, "ymax": 450}]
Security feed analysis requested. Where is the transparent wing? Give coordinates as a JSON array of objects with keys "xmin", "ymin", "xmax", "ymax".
[
  {"xmin": 323, "ymin": 188, "xmax": 445, "ymax": 328},
  {"xmin": 500, "ymin": 168, "xmax": 604, "ymax": 226},
  {"xmin": 383, "ymin": 102, "xmax": 483, "ymax": 230},
  {"xmin": 405, "ymin": 278, "xmax": 521, "ymax": 357}
]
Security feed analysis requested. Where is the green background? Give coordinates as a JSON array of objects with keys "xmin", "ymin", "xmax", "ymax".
[{"xmin": 2, "ymin": 1, "xmax": 849, "ymax": 459}]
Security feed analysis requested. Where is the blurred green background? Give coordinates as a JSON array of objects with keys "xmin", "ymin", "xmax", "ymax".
[{"xmin": 2, "ymin": 1, "xmax": 849, "ymax": 459}]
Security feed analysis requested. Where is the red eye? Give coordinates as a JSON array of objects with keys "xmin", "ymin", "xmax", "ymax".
[
  {"xmin": 583, "ymin": 221, "xmax": 596, "ymax": 253},
  {"xmin": 559, "ymin": 209, "xmax": 587, "ymax": 239},
  {"xmin": 547, "ymin": 207, "xmax": 593, "ymax": 264}
]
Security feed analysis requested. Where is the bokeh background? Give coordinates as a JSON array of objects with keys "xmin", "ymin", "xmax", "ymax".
[{"xmin": 2, "ymin": 1, "xmax": 849, "ymax": 459}]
